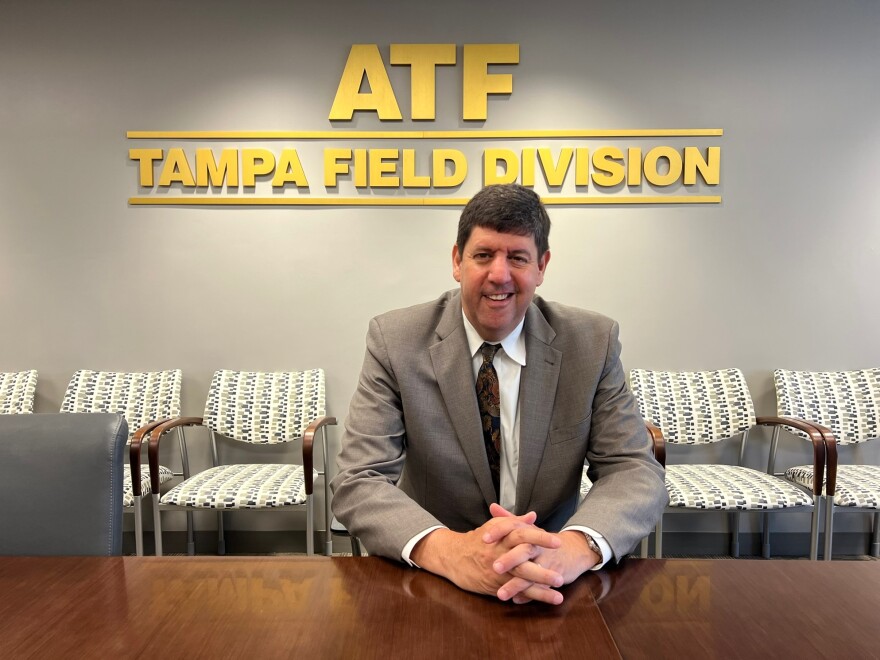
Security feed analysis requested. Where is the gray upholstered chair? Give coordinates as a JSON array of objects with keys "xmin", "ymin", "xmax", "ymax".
[
  {"xmin": 630, "ymin": 368, "xmax": 825, "ymax": 559},
  {"xmin": 774, "ymin": 368, "xmax": 880, "ymax": 559},
  {"xmin": 0, "ymin": 370, "xmax": 38, "ymax": 414},
  {"xmin": 60, "ymin": 369, "xmax": 183, "ymax": 556},
  {"xmin": 0, "ymin": 412, "xmax": 128, "ymax": 555},
  {"xmin": 148, "ymin": 369, "xmax": 336, "ymax": 556}
]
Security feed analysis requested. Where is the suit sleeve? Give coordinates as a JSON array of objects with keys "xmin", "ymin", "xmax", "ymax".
[
  {"xmin": 330, "ymin": 317, "xmax": 446, "ymax": 560},
  {"xmin": 564, "ymin": 321, "xmax": 667, "ymax": 560}
]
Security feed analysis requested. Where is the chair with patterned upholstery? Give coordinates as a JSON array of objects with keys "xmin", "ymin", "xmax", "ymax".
[
  {"xmin": 630, "ymin": 368, "xmax": 826, "ymax": 559},
  {"xmin": 0, "ymin": 370, "xmax": 38, "ymax": 414},
  {"xmin": 148, "ymin": 369, "xmax": 336, "ymax": 556},
  {"xmin": 60, "ymin": 369, "xmax": 183, "ymax": 556},
  {"xmin": 774, "ymin": 368, "xmax": 880, "ymax": 559}
]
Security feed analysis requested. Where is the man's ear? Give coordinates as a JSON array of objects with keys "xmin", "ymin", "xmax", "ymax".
[
  {"xmin": 536, "ymin": 250, "xmax": 551, "ymax": 285},
  {"xmin": 452, "ymin": 244, "xmax": 462, "ymax": 282}
]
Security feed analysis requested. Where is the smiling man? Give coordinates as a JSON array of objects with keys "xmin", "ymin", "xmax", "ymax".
[{"xmin": 332, "ymin": 184, "xmax": 666, "ymax": 605}]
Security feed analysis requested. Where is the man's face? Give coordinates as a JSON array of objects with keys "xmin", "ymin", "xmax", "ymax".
[{"xmin": 452, "ymin": 226, "xmax": 550, "ymax": 342}]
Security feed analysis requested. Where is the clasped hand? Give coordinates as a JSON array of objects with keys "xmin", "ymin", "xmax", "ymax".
[{"xmin": 413, "ymin": 503, "xmax": 597, "ymax": 606}]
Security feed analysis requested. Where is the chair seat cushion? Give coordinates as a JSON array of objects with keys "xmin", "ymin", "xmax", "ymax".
[
  {"xmin": 160, "ymin": 464, "xmax": 317, "ymax": 509},
  {"xmin": 785, "ymin": 464, "xmax": 880, "ymax": 508},
  {"xmin": 122, "ymin": 464, "xmax": 174, "ymax": 507},
  {"xmin": 667, "ymin": 464, "xmax": 812, "ymax": 510}
]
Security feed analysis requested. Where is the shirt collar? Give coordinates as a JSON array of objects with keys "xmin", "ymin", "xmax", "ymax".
[{"xmin": 461, "ymin": 312, "xmax": 527, "ymax": 367}]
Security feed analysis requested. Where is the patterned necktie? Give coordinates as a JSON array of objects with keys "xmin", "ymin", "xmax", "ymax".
[{"xmin": 476, "ymin": 342, "xmax": 501, "ymax": 499}]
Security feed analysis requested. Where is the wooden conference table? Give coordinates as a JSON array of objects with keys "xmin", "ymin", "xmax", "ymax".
[{"xmin": 0, "ymin": 556, "xmax": 877, "ymax": 659}]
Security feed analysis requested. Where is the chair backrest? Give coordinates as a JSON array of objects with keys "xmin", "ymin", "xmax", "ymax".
[
  {"xmin": 60, "ymin": 369, "xmax": 182, "ymax": 438},
  {"xmin": 0, "ymin": 370, "xmax": 38, "ymax": 414},
  {"xmin": 203, "ymin": 369, "xmax": 326, "ymax": 444},
  {"xmin": 0, "ymin": 412, "xmax": 128, "ymax": 555},
  {"xmin": 629, "ymin": 368, "xmax": 756, "ymax": 444},
  {"xmin": 774, "ymin": 368, "xmax": 880, "ymax": 445}
]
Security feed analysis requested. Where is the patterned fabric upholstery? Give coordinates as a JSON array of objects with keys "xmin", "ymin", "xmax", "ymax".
[
  {"xmin": 161, "ymin": 464, "xmax": 315, "ymax": 508},
  {"xmin": 61, "ymin": 369, "xmax": 182, "ymax": 437},
  {"xmin": 630, "ymin": 369, "xmax": 755, "ymax": 444},
  {"xmin": 0, "ymin": 370, "xmax": 38, "ymax": 415},
  {"xmin": 786, "ymin": 464, "xmax": 880, "ymax": 509},
  {"xmin": 202, "ymin": 369, "xmax": 326, "ymax": 443},
  {"xmin": 774, "ymin": 368, "xmax": 880, "ymax": 445},
  {"xmin": 122, "ymin": 465, "xmax": 174, "ymax": 507},
  {"xmin": 61, "ymin": 369, "xmax": 182, "ymax": 508},
  {"xmin": 667, "ymin": 465, "xmax": 812, "ymax": 510}
]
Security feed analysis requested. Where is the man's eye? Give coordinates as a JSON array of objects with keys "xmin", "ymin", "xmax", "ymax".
[
  {"xmin": 510, "ymin": 255, "xmax": 529, "ymax": 265},
  {"xmin": 472, "ymin": 253, "xmax": 491, "ymax": 261}
]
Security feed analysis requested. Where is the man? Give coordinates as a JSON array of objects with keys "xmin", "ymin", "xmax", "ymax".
[{"xmin": 331, "ymin": 184, "xmax": 666, "ymax": 605}]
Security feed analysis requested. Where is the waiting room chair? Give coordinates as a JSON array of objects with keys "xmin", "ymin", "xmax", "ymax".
[
  {"xmin": 0, "ymin": 412, "xmax": 128, "ymax": 555},
  {"xmin": 774, "ymin": 368, "xmax": 880, "ymax": 559},
  {"xmin": 630, "ymin": 368, "xmax": 825, "ymax": 559},
  {"xmin": 0, "ymin": 370, "xmax": 38, "ymax": 414},
  {"xmin": 148, "ymin": 369, "xmax": 336, "ymax": 556},
  {"xmin": 60, "ymin": 369, "xmax": 183, "ymax": 556}
]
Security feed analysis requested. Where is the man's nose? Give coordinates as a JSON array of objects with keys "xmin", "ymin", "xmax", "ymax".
[{"xmin": 487, "ymin": 254, "xmax": 511, "ymax": 282}]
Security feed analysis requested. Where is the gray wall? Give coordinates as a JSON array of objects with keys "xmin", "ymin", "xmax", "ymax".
[{"xmin": 2, "ymin": 0, "xmax": 878, "ymax": 544}]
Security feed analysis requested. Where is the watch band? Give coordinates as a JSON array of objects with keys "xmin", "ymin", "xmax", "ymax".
[{"xmin": 584, "ymin": 533, "xmax": 601, "ymax": 557}]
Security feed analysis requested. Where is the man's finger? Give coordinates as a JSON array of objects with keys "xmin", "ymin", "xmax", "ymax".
[
  {"xmin": 481, "ymin": 513, "xmax": 538, "ymax": 543},
  {"xmin": 496, "ymin": 556, "xmax": 564, "ymax": 588},
  {"xmin": 489, "ymin": 503, "xmax": 516, "ymax": 518},
  {"xmin": 511, "ymin": 582, "xmax": 564, "ymax": 606}
]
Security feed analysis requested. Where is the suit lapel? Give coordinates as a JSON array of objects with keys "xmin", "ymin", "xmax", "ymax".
[
  {"xmin": 429, "ymin": 296, "xmax": 498, "ymax": 508},
  {"xmin": 515, "ymin": 304, "xmax": 561, "ymax": 514}
]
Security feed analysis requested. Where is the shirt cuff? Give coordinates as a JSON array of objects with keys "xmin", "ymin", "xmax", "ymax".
[
  {"xmin": 561, "ymin": 525, "xmax": 612, "ymax": 570},
  {"xmin": 401, "ymin": 525, "xmax": 445, "ymax": 567}
]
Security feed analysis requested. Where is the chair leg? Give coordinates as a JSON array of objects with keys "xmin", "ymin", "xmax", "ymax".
[
  {"xmin": 823, "ymin": 495, "xmax": 834, "ymax": 561},
  {"xmin": 306, "ymin": 497, "xmax": 314, "ymax": 556},
  {"xmin": 654, "ymin": 519, "xmax": 663, "ymax": 558},
  {"xmin": 351, "ymin": 536, "xmax": 362, "ymax": 557},
  {"xmin": 134, "ymin": 496, "xmax": 144, "ymax": 557},
  {"xmin": 217, "ymin": 511, "xmax": 226, "ymax": 555},
  {"xmin": 730, "ymin": 512, "xmax": 740, "ymax": 558},
  {"xmin": 809, "ymin": 495, "xmax": 820, "ymax": 560},
  {"xmin": 152, "ymin": 493, "xmax": 163, "ymax": 557},
  {"xmin": 871, "ymin": 512, "xmax": 879, "ymax": 558},
  {"xmin": 761, "ymin": 512, "xmax": 771, "ymax": 559},
  {"xmin": 640, "ymin": 535, "xmax": 649, "ymax": 559},
  {"xmin": 186, "ymin": 511, "xmax": 195, "ymax": 556}
]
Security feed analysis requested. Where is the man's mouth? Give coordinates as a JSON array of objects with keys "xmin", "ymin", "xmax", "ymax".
[{"xmin": 484, "ymin": 293, "xmax": 513, "ymax": 301}]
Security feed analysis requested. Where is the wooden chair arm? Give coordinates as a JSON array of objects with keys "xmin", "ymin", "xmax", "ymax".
[
  {"xmin": 129, "ymin": 419, "xmax": 173, "ymax": 498},
  {"xmin": 645, "ymin": 421, "xmax": 665, "ymax": 468},
  {"xmin": 301, "ymin": 416, "xmax": 337, "ymax": 495},
  {"xmin": 756, "ymin": 416, "xmax": 829, "ymax": 496},
  {"xmin": 147, "ymin": 417, "xmax": 204, "ymax": 494},
  {"xmin": 810, "ymin": 421, "xmax": 837, "ymax": 497}
]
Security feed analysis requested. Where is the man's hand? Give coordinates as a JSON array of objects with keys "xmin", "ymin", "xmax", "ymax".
[
  {"xmin": 410, "ymin": 510, "xmax": 566, "ymax": 604},
  {"xmin": 485, "ymin": 504, "xmax": 600, "ymax": 604}
]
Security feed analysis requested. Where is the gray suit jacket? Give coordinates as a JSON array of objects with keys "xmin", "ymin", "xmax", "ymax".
[{"xmin": 331, "ymin": 290, "xmax": 666, "ymax": 561}]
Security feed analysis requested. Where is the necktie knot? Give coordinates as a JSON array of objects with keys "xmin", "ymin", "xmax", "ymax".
[{"xmin": 480, "ymin": 342, "xmax": 500, "ymax": 364}]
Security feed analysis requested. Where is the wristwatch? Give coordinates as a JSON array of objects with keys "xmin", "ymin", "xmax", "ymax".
[{"xmin": 583, "ymin": 533, "xmax": 601, "ymax": 558}]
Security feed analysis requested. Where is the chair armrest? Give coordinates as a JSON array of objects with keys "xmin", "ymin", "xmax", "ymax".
[
  {"xmin": 756, "ymin": 416, "xmax": 828, "ymax": 497},
  {"xmin": 129, "ymin": 418, "xmax": 173, "ymax": 498},
  {"xmin": 301, "ymin": 416, "xmax": 337, "ymax": 495},
  {"xmin": 148, "ymin": 417, "xmax": 204, "ymax": 494},
  {"xmin": 645, "ymin": 421, "xmax": 665, "ymax": 468},
  {"xmin": 808, "ymin": 421, "xmax": 837, "ymax": 497}
]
